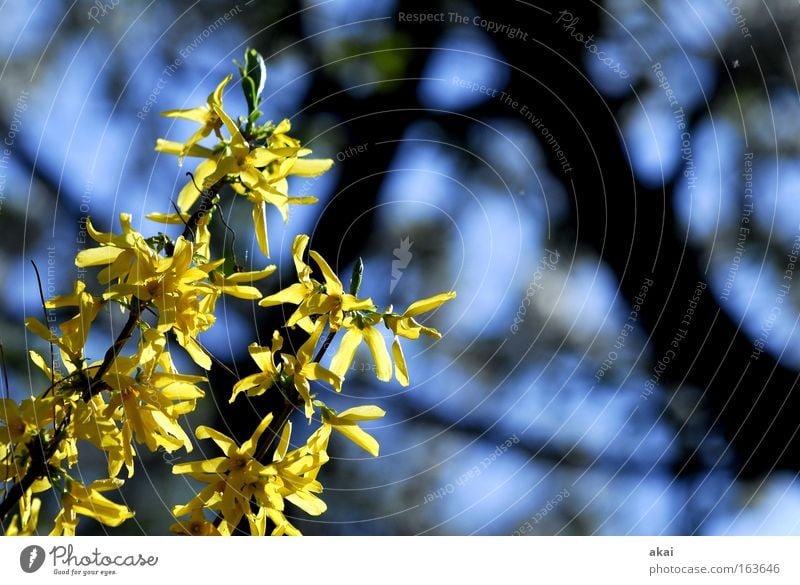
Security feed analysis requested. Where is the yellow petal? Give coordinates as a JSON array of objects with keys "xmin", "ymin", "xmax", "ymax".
[
  {"xmin": 248, "ymin": 343, "xmax": 276, "ymax": 373},
  {"xmin": 75, "ymin": 246, "xmax": 125, "ymax": 267},
  {"xmin": 258, "ymin": 282, "xmax": 309, "ymax": 307},
  {"xmin": 308, "ymin": 250, "xmax": 343, "ymax": 296},
  {"xmin": 392, "ymin": 338, "xmax": 410, "ymax": 386},
  {"xmin": 242, "ymin": 412, "xmax": 275, "ymax": 455},
  {"xmin": 72, "ymin": 492, "xmax": 134, "ymax": 527},
  {"xmin": 253, "ymin": 200, "xmax": 269, "ymax": 257},
  {"xmin": 302, "ymin": 363, "xmax": 342, "ymax": 392},
  {"xmin": 195, "ymin": 426, "xmax": 238, "ymax": 457},
  {"xmin": 25, "ymin": 317, "xmax": 55, "ymax": 343},
  {"xmin": 333, "ymin": 423, "xmax": 380, "ymax": 457},
  {"xmin": 290, "ymin": 234, "xmax": 311, "ymax": 280},
  {"xmin": 404, "ymin": 291, "xmax": 457, "ymax": 318},
  {"xmin": 180, "ymin": 336, "xmax": 211, "ymax": 370},
  {"xmin": 248, "ymin": 147, "xmax": 282, "ymax": 168},
  {"xmin": 289, "ymin": 158, "xmax": 334, "ymax": 177},
  {"xmin": 172, "ymin": 456, "xmax": 228, "ymax": 475},
  {"xmin": 231, "ymin": 373, "xmax": 268, "ymax": 403},
  {"xmin": 285, "ymin": 491, "xmax": 327, "ymax": 516},
  {"xmin": 215, "ymin": 283, "xmax": 262, "ymax": 300},
  {"xmin": 223, "ymin": 265, "xmax": 276, "ymax": 283},
  {"xmin": 177, "ymin": 158, "xmax": 218, "ymax": 211},
  {"xmin": 211, "ymin": 104, "xmax": 246, "ymax": 148},
  {"xmin": 273, "ymin": 421, "xmax": 292, "ymax": 462},
  {"xmin": 160, "ymin": 106, "xmax": 210, "ymax": 124},
  {"xmin": 329, "ymin": 327, "xmax": 363, "ymax": 378},
  {"xmin": 145, "ymin": 212, "xmax": 190, "ymax": 224},
  {"xmin": 274, "ymin": 119, "xmax": 292, "ymax": 134},
  {"xmin": 336, "ymin": 405, "xmax": 386, "ymax": 421},
  {"xmin": 297, "ymin": 317, "xmax": 326, "ymax": 364},
  {"xmin": 210, "ymin": 74, "xmax": 233, "ymax": 107},
  {"xmin": 155, "ymin": 139, "xmax": 215, "ymax": 158},
  {"xmin": 362, "ymin": 326, "xmax": 392, "ymax": 382},
  {"xmin": 341, "ymin": 294, "xmax": 376, "ymax": 312}
]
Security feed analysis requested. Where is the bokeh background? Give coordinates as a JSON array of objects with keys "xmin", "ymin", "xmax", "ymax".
[{"xmin": 2, "ymin": 0, "xmax": 800, "ymax": 535}]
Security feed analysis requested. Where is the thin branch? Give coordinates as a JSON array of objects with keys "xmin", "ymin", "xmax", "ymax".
[
  {"xmin": 0, "ymin": 421, "xmax": 65, "ymax": 531},
  {"xmin": 30, "ymin": 261, "xmax": 56, "ymax": 391},
  {"xmin": 313, "ymin": 329, "xmax": 337, "ymax": 364},
  {"xmin": 194, "ymin": 338, "xmax": 239, "ymax": 380},
  {"xmin": 84, "ymin": 298, "xmax": 145, "ymax": 400}
]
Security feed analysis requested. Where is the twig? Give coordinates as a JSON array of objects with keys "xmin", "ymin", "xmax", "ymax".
[
  {"xmin": 253, "ymin": 383, "xmax": 303, "ymax": 464},
  {"xmin": 255, "ymin": 327, "xmax": 338, "ymax": 464},
  {"xmin": 181, "ymin": 180, "xmax": 218, "ymax": 243},
  {"xmin": 84, "ymin": 297, "xmax": 145, "ymax": 401},
  {"xmin": 30, "ymin": 261, "xmax": 56, "ymax": 391},
  {"xmin": 313, "ymin": 329, "xmax": 337, "ymax": 364},
  {"xmin": 194, "ymin": 339, "xmax": 239, "ymax": 380},
  {"xmin": 0, "ymin": 419, "xmax": 66, "ymax": 531}
]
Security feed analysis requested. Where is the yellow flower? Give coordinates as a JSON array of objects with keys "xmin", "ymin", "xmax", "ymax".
[
  {"xmin": 169, "ymin": 508, "xmax": 220, "ymax": 536},
  {"xmin": 207, "ymin": 264, "xmax": 276, "ymax": 299},
  {"xmin": 50, "ymin": 478, "xmax": 134, "ymax": 536},
  {"xmin": 383, "ymin": 292, "xmax": 456, "ymax": 385},
  {"xmin": 67, "ymin": 393, "xmax": 128, "ymax": 477},
  {"xmin": 170, "ymin": 105, "xmax": 332, "ymax": 256},
  {"xmin": 5, "ymin": 497, "xmax": 41, "ymax": 535},
  {"xmin": 154, "ymin": 141, "xmax": 217, "ymax": 160},
  {"xmin": 145, "ymin": 209, "xmax": 213, "ymax": 261},
  {"xmin": 203, "ymin": 105, "xmax": 285, "ymax": 190},
  {"xmin": 267, "ymin": 118, "xmax": 334, "ymax": 178},
  {"xmin": 74, "ymin": 213, "xmax": 152, "ymax": 285},
  {"xmin": 101, "ymin": 235, "xmax": 209, "ymax": 304},
  {"xmin": 329, "ymin": 313, "xmax": 392, "ymax": 382},
  {"xmin": 102, "ymin": 329, "xmax": 205, "ymax": 473},
  {"xmin": 80, "ymin": 229, "xmax": 218, "ymax": 368},
  {"xmin": 259, "ymin": 234, "xmax": 374, "ymax": 331},
  {"xmin": 279, "ymin": 317, "xmax": 342, "ymax": 419},
  {"xmin": 263, "ymin": 421, "xmax": 330, "ymax": 520},
  {"xmin": 230, "ymin": 331, "xmax": 282, "ymax": 403},
  {"xmin": 172, "ymin": 410, "xmax": 333, "ymax": 535},
  {"xmin": 0, "ymin": 397, "xmax": 56, "ymax": 447},
  {"xmin": 172, "ymin": 412, "xmax": 276, "ymax": 531},
  {"xmin": 158, "ymin": 74, "xmax": 233, "ymax": 164},
  {"xmin": 25, "ymin": 280, "xmax": 103, "ymax": 371},
  {"xmin": 319, "ymin": 404, "xmax": 386, "ymax": 456},
  {"xmin": 74, "ymin": 214, "xmax": 274, "ymax": 370},
  {"xmin": 194, "ymin": 106, "xmax": 288, "ymax": 256}
]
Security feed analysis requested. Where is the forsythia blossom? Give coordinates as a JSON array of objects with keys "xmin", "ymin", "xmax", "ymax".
[{"xmin": 1, "ymin": 49, "xmax": 455, "ymax": 537}]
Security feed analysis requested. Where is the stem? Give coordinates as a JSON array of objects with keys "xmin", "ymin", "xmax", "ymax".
[
  {"xmin": 0, "ymin": 472, "xmax": 38, "ymax": 530},
  {"xmin": 313, "ymin": 329, "xmax": 337, "ymax": 364},
  {"xmin": 3, "ymin": 182, "xmax": 224, "ymax": 529},
  {"xmin": 253, "ymin": 384, "xmax": 304, "ymax": 464},
  {"xmin": 0, "ymin": 424, "xmax": 64, "ymax": 531},
  {"xmin": 182, "ymin": 186, "xmax": 218, "ymax": 242},
  {"xmin": 30, "ymin": 260, "xmax": 56, "ymax": 391},
  {"xmin": 84, "ymin": 297, "xmax": 145, "ymax": 401},
  {"xmin": 255, "ymin": 327, "xmax": 339, "ymax": 465}
]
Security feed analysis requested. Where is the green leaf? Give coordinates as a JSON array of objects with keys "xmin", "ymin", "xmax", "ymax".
[
  {"xmin": 245, "ymin": 48, "xmax": 267, "ymax": 103},
  {"xmin": 349, "ymin": 257, "xmax": 364, "ymax": 296},
  {"xmin": 236, "ymin": 48, "xmax": 267, "ymax": 120}
]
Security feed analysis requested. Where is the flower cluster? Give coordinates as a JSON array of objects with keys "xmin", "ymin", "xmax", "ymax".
[{"xmin": 0, "ymin": 49, "xmax": 455, "ymax": 536}]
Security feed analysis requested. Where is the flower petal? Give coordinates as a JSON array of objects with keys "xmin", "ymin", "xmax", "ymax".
[
  {"xmin": 289, "ymin": 158, "xmax": 334, "ymax": 177},
  {"xmin": 333, "ymin": 423, "xmax": 380, "ymax": 457},
  {"xmin": 404, "ymin": 291, "xmax": 457, "ymax": 318},
  {"xmin": 362, "ymin": 326, "xmax": 392, "ymax": 382},
  {"xmin": 329, "ymin": 328, "xmax": 362, "ymax": 378}
]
